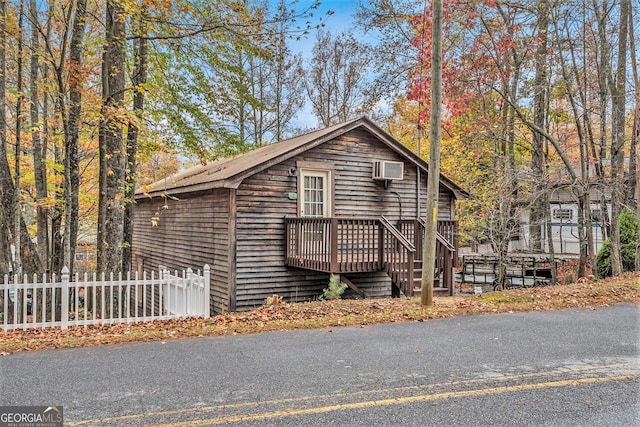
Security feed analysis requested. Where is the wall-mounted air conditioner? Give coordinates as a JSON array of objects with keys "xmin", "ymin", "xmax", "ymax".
[{"xmin": 373, "ymin": 161, "xmax": 404, "ymax": 180}]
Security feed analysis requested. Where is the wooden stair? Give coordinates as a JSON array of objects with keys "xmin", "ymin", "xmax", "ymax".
[{"xmin": 411, "ymin": 260, "xmax": 450, "ymax": 297}]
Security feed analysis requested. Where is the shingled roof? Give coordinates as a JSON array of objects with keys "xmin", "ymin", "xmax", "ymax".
[{"xmin": 137, "ymin": 116, "xmax": 467, "ymax": 199}]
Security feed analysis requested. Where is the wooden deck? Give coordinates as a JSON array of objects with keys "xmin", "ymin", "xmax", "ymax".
[{"xmin": 285, "ymin": 217, "xmax": 458, "ymax": 296}]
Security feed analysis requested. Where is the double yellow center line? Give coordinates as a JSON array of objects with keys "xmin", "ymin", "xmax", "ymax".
[{"xmin": 69, "ymin": 362, "xmax": 640, "ymax": 426}]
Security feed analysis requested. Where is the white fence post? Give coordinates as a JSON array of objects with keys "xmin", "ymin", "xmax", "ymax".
[
  {"xmin": 2, "ymin": 274, "xmax": 7, "ymax": 331},
  {"xmin": 12, "ymin": 273, "xmax": 18, "ymax": 327},
  {"xmin": 203, "ymin": 264, "xmax": 210, "ymax": 319},
  {"xmin": 61, "ymin": 267, "xmax": 69, "ymax": 330},
  {"xmin": 162, "ymin": 269, "xmax": 169, "ymax": 317},
  {"xmin": 186, "ymin": 268, "xmax": 192, "ymax": 316},
  {"xmin": 21, "ymin": 274, "xmax": 28, "ymax": 326}
]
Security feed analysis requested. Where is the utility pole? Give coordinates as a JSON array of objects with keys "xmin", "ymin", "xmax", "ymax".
[{"xmin": 421, "ymin": 0, "xmax": 443, "ymax": 306}]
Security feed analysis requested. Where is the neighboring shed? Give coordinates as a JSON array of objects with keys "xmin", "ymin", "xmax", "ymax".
[
  {"xmin": 511, "ymin": 184, "xmax": 611, "ymax": 255},
  {"xmin": 133, "ymin": 117, "xmax": 467, "ymax": 314}
]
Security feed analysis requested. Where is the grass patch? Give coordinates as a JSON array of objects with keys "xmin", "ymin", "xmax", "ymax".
[
  {"xmin": 1, "ymin": 273, "xmax": 638, "ymax": 355},
  {"xmin": 480, "ymin": 292, "xmax": 536, "ymax": 304}
]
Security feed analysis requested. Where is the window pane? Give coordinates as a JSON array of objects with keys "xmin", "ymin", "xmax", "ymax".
[
  {"xmin": 304, "ymin": 174, "xmax": 325, "ymax": 217},
  {"xmin": 553, "ymin": 209, "xmax": 573, "ymax": 220}
]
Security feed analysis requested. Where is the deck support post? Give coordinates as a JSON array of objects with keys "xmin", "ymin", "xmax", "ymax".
[{"xmin": 330, "ymin": 218, "xmax": 338, "ymax": 273}]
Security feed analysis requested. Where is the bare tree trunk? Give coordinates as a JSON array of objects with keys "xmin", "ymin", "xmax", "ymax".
[
  {"xmin": 14, "ymin": 1, "xmax": 24, "ymax": 276},
  {"xmin": 40, "ymin": 3, "xmax": 61, "ymax": 274},
  {"xmin": 0, "ymin": 0, "xmax": 10, "ymax": 276},
  {"xmin": 0, "ymin": 0, "xmax": 7, "ymax": 274},
  {"xmin": 0, "ymin": 204, "xmax": 9, "ymax": 274},
  {"xmin": 578, "ymin": 2, "xmax": 600, "ymax": 276},
  {"xmin": 491, "ymin": 2, "xmax": 521, "ymax": 289},
  {"xmin": 627, "ymin": 4, "xmax": 640, "ymax": 271},
  {"xmin": 97, "ymin": 0, "xmax": 126, "ymax": 274},
  {"xmin": 593, "ymin": 0, "xmax": 612, "ymax": 240},
  {"xmin": 64, "ymin": 0, "xmax": 88, "ymax": 274},
  {"xmin": 123, "ymin": 11, "xmax": 147, "ymax": 273},
  {"xmin": 51, "ymin": 144, "xmax": 64, "ymax": 274},
  {"xmin": 609, "ymin": 0, "xmax": 629, "ymax": 276},
  {"xmin": 553, "ymin": 4, "xmax": 592, "ymax": 277},
  {"xmin": 530, "ymin": 0, "xmax": 549, "ymax": 253},
  {"xmin": 576, "ymin": 194, "xmax": 588, "ymax": 277},
  {"xmin": 29, "ymin": 0, "xmax": 48, "ymax": 270},
  {"xmin": 41, "ymin": 5, "xmax": 52, "ymax": 272},
  {"xmin": 545, "ymin": 192, "xmax": 557, "ymax": 283}
]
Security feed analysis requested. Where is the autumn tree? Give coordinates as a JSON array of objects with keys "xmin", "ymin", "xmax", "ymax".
[
  {"xmin": 529, "ymin": 0, "xmax": 549, "ymax": 252},
  {"xmin": 609, "ymin": 0, "xmax": 630, "ymax": 276},
  {"xmin": 0, "ymin": 0, "xmax": 327, "ymax": 277},
  {"xmin": 303, "ymin": 30, "xmax": 378, "ymax": 127},
  {"xmin": 146, "ymin": 0, "xmax": 320, "ymax": 159},
  {"xmin": 29, "ymin": 0, "xmax": 47, "ymax": 268},
  {"xmin": 63, "ymin": 0, "xmax": 89, "ymax": 273},
  {"xmin": 96, "ymin": 0, "xmax": 126, "ymax": 274},
  {"xmin": 0, "ymin": 0, "xmax": 8, "ymax": 275},
  {"xmin": 367, "ymin": 0, "xmax": 637, "ymax": 280},
  {"xmin": 355, "ymin": 0, "xmax": 423, "ymax": 98},
  {"xmin": 14, "ymin": 1, "xmax": 24, "ymax": 276},
  {"xmin": 122, "ymin": 4, "xmax": 148, "ymax": 273},
  {"xmin": 17, "ymin": 0, "xmax": 100, "ymax": 276},
  {"xmin": 0, "ymin": 0, "xmax": 41, "ymax": 276},
  {"xmin": 244, "ymin": 0, "xmax": 305, "ymax": 144}
]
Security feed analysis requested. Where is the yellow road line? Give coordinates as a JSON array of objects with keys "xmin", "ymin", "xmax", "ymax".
[
  {"xmin": 156, "ymin": 374, "xmax": 639, "ymax": 427},
  {"xmin": 68, "ymin": 362, "xmax": 639, "ymax": 426}
]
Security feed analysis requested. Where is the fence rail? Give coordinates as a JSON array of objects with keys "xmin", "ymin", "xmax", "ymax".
[{"xmin": 1, "ymin": 265, "xmax": 210, "ymax": 332}]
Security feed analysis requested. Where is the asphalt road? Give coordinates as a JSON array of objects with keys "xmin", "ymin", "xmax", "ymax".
[{"xmin": 1, "ymin": 303, "xmax": 638, "ymax": 426}]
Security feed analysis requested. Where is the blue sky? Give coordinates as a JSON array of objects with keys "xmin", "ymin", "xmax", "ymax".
[
  {"xmin": 314, "ymin": 0, "xmax": 359, "ymax": 32},
  {"xmin": 288, "ymin": 0, "xmax": 368, "ymax": 129},
  {"xmin": 289, "ymin": 0, "xmax": 363, "ymax": 58}
]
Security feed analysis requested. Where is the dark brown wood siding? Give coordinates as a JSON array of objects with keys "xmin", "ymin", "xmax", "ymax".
[
  {"xmin": 132, "ymin": 189, "xmax": 231, "ymax": 314},
  {"xmin": 233, "ymin": 128, "xmax": 456, "ymax": 310},
  {"xmin": 329, "ymin": 130, "xmax": 454, "ymax": 222},
  {"xmin": 234, "ymin": 161, "xmax": 328, "ymax": 310}
]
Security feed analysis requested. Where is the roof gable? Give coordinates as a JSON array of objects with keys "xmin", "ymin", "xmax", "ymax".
[{"xmin": 137, "ymin": 117, "xmax": 467, "ymax": 199}]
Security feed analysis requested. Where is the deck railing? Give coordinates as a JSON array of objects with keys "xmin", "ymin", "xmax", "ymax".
[
  {"xmin": 285, "ymin": 216, "xmax": 456, "ymax": 296},
  {"xmin": 379, "ymin": 217, "xmax": 415, "ymax": 296},
  {"xmin": 399, "ymin": 219, "xmax": 458, "ymax": 262},
  {"xmin": 399, "ymin": 218, "xmax": 458, "ymax": 293},
  {"xmin": 285, "ymin": 217, "xmax": 384, "ymax": 273},
  {"xmin": 437, "ymin": 220, "xmax": 458, "ymax": 265},
  {"xmin": 285, "ymin": 217, "xmax": 415, "ymax": 295},
  {"xmin": 399, "ymin": 219, "xmax": 424, "ymax": 260}
]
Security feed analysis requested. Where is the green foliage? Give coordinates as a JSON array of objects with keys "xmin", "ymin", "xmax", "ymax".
[
  {"xmin": 595, "ymin": 242, "xmax": 612, "ymax": 278},
  {"xmin": 620, "ymin": 208, "xmax": 639, "ymax": 243},
  {"xmin": 320, "ymin": 274, "xmax": 348, "ymax": 300},
  {"xmin": 146, "ymin": 0, "xmax": 310, "ymax": 160},
  {"xmin": 596, "ymin": 209, "xmax": 639, "ymax": 278}
]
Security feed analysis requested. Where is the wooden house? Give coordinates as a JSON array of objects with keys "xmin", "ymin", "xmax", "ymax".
[
  {"xmin": 509, "ymin": 157, "xmax": 637, "ymax": 255},
  {"xmin": 510, "ymin": 185, "xmax": 611, "ymax": 255},
  {"xmin": 133, "ymin": 117, "xmax": 467, "ymax": 314}
]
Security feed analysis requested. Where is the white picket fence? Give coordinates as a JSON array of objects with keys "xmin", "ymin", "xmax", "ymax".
[{"xmin": 0, "ymin": 265, "xmax": 210, "ymax": 331}]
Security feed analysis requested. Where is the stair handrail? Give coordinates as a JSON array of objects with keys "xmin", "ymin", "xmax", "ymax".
[
  {"xmin": 379, "ymin": 216, "xmax": 415, "ymax": 296},
  {"xmin": 417, "ymin": 217, "xmax": 456, "ymax": 252},
  {"xmin": 380, "ymin": 217, "xmax": 415, "ymax": 252},
  {"xmin": 436, "ymin": 232, "xmax": 456, "ymax": 252}
]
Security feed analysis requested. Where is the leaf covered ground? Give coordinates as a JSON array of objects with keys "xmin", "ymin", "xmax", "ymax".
[{"xmin": 1, "ymin": 273, "xmax": 638, "ymax": 355}]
